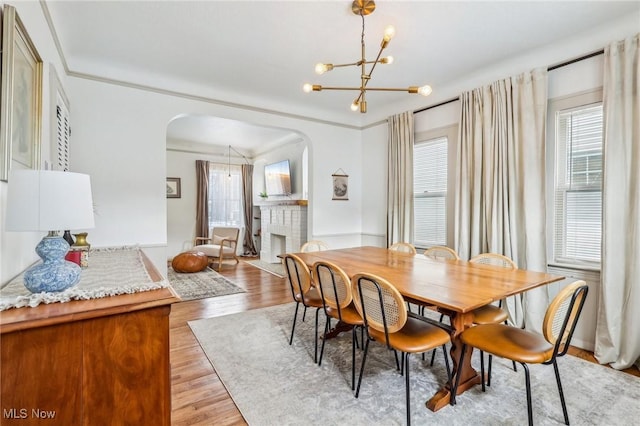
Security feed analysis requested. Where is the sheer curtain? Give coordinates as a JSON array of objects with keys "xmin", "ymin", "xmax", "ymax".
[
  {"xmin": 454, "ymin": 68, "xmax": 548, "ymax": 330},
  {"xmin": 241, "ymin": 164, "xmax": 258, "ymax": 256},
  {"xmin": 595, "ymin": 33, "xmax": 640, "ymax": 370},
  {"xmin": 387, "ymin": 111, "xmax": 414, "ymax": 246},
  {"xmin": 195, "ymin": 160, "xmax": 210, "ymax": 240}
]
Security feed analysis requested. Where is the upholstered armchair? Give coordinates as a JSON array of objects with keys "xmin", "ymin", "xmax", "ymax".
[{"xmin": 193, "ymin": 227, "xmax": 240, "ymax": 271}]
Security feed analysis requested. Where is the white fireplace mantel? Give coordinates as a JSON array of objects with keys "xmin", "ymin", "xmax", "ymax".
[{"xmin": 260, "ymin": 204, "xmax": 307, "ymax": 263}]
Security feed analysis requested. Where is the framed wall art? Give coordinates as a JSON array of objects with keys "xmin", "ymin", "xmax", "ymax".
[
  {"xmin": 166, "ymin": 177, "xmax": 181, "ymax": 198},
  {"xmin": 0, "ymin": 5, "xmax": 43, "ymax": 181},
  {"xmin": 332, "ymin": 169, "xmax": 349, "ymax": 200}
]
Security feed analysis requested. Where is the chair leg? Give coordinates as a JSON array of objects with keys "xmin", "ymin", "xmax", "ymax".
[
  {"xmin": 314, "ymin": 308, "xmax": 320, "ymax": 364},
  {"xmin": 289, "ymin": 302, "xmax": 300, "ymax": 345},
  {"xmin": 393, "ymin": 350, "xmax": 401, "ymax": 371},
  {"xmin": 355, "ymin": 338, "xmax": 370, "ymax": 398},
  {"xmin": 552, "ymin": 359, "xmax": 570, "ymax": 425},
  {"xmin": 451, "ymin": 344, "xmax": 467, "ymax": 406},
  {"xmin": 318, "ymin": 316, "xmax": 330, "ymax": 366},
  {"xmin": 487, "ymin": 353, "xmax": 492, "ymax": 387},
  {"xmin": 429, "ymin": 313, "xmax": 445, "ymax": 366},
  {"xmin": 351, "ymin": 326, "xmax": 357, "ymax": 390},
  {"xmin": 429, "ymin": 347, "xmax": 438, "ymax": 366},
  {"xmin": 405, "ymin": 352, "xmax": 411, "ymax": 426},
  {"xmin": 480, "ymin": 351, "xmax": 486, "ymax": 392},
  {"xmin": 302, "ymin": 306, "xmax": 308, "ymax": 322},
  {"xmin": 442, "ymin": 344, "xmax": 452, "ymax": 388},
  {"xmin": 522, "ymin": 363, "xmax": 533, "ymax": 426}
]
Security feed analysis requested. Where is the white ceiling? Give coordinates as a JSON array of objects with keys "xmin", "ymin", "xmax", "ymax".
[{"xmin": 44, "ymin": 0, "xmax": 640, "ymax": 154}]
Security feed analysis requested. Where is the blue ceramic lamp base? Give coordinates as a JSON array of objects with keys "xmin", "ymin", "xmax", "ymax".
[{"xmin": 24, "ymin": 235, "xmax": 81, "ymax": 293}]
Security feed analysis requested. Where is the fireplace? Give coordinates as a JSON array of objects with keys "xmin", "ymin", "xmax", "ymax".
[{"xmin": 260, "ymin": 204, "xmax": 307, "ymax": 263}]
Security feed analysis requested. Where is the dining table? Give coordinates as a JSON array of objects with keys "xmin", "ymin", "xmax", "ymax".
[{"xmin": 292, "ymin": 246, "xmax": 564, "ymax": 412}]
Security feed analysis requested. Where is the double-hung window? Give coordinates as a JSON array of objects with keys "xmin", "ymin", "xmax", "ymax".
[
  {"xmin": 413, "ymin": 136, "xmax": 448, "ymax": 247},
  {"xmin": 208, "ymin": 163, "xmax": 244, "ymax": 228},
  {"xmin": 553, "ymin": 102, "xmax": 603, "ymax": 266}
]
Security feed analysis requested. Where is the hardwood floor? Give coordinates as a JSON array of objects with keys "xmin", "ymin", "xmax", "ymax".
[
  {"xmin": 169, "ymin": 259, "xmax": 640, "ymax": 425},
  {"xmin": 170, "ymin": 259, "xmax": 290, "ymax": 426}
]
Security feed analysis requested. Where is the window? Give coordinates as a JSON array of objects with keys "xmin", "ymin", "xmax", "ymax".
[
  {"xmin": 553, "ymin": 103, "xmax": 603, "ymax": 266},
  {"xmin": 208, "ymin": 163, "xmax": 244, "ymax": 228},
  {"xmin": 414, "ymin": 136, "xmax": 448, "ymax": 247}
]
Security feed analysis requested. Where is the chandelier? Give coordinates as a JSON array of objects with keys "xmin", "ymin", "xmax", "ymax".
[{"xmin": 303, "ymin": 0, "xmax": 432, "ymax": 113}]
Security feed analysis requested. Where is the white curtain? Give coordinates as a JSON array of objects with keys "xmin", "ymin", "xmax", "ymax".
[
  {"xmin": 454, "ymin": 68, "xmax": 549, "ymax": 331},
  {"xmin": 387, "ymin": 111, "xmax": 414, "ymax": 246},
  {"xmin": 595, "ymin": 33, "xmax": 640, "ymax": 370}
]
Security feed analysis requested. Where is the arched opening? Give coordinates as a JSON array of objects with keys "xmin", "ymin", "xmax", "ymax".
[{"xmin": 165, "ymin": 114, "xmax": 311, "ymax": 260}]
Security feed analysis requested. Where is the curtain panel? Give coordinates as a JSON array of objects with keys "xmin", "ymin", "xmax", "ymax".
[
  {"xmin": 241, "ymin": 164, "xmax": 258, "ymax": 256},
  {"xmin": 454, "ymin": 68, "xmax": 549, "ymax": 330},
  {"xmin": 195, "ymin": 160, "xmax": 210, "ymax": 240},
  {"xmin": 595, "ymin": 33, "xmax": 640, "ymax": 370},
  {"xmin": 387, "ymin": 111, "xmax": 415, "ymax": 246}
]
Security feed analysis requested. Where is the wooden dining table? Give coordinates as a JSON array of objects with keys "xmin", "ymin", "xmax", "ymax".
[{"xmin": 293, "ymin": 246, "xmax": 564, "ymax": 412}]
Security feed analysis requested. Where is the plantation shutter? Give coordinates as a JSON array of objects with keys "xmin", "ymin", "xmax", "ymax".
[{"xmin": 54, "ymin": 95, "xmax": 71, "ymax": 172}]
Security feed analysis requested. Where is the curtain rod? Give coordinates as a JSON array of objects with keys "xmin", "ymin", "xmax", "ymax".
[{"xmin": 413, "ymin": 48, "xmax": 605, "ymax": 114}]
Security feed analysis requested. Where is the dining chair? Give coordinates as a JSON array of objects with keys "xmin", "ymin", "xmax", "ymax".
[
  {"xmin": 422, "ymin": 246, "xmax": 460, "ymax": 364},
  {"xmin": 423, "ymin": 245, "xmax": 460, "ymax": 260},
  {"xmin": 388, "ymin": 242, "xmax": 417, "ymax": 254},
  {"xmin": 469, "ymin": 252, "xmax": 518, "ymax": 380},
  {"xmin": 300, "ymin": 240, "xmax": 329, "ymax": 252},
  {"xmin": 282, "ymin": 254, "xmax": 325, "ymax": 363},
  {"xmin": 453, "ymin": 280, "xmax": 589, "ymax": 426},
  {"xmin": 351, "ymin": 272, "xmax": 452, "ymax": 426},
  {"xmin": 314, "ymin": 261, "xmax": 364, "ymax": 390}
]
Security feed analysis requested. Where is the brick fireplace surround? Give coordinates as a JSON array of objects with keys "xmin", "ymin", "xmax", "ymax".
[{"xmin": 260, "ymin": 203, "xmax": 307, "ymax": 263}]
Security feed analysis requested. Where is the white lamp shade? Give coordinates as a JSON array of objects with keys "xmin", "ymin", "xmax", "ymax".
[{"xmin": 6, "ymin": 170, "xmax": 95, "ymax": 232}]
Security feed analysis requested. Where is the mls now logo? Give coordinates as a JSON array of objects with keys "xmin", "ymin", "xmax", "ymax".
[{"xmin": 3, "ymin": 408, "xmax": 56, "ymax": 419}]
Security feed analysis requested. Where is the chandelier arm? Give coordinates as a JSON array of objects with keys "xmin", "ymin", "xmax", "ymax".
[
  {"xmin": 363, "ymin": 44, "xmax": 386, "ymax": 85},
  {"xmin": 331, "ymin": 62, "xmax": 363, "ymax": 68},
  {"xmin": 319, "ymin": 87, "xmax": 415, "ymax": 92}
]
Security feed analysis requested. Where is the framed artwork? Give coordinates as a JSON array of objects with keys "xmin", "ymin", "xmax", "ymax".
[
  {"xmin": 332, "ymin": 169, "xmax": 349, "ymax": 200},
  {"xmin": 0, "ymin": 5, "xmax": 43, "ymax": 181},
  {"xmin": 166, "ymin": 177, "xmax": 181, "ymax": 198}
]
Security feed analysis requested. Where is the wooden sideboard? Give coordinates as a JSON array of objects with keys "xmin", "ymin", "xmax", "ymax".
[{"xmin": 0, "ymin": 254, "xmax": 180, "ymax": 425}]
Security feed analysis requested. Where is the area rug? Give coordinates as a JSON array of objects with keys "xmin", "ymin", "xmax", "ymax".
[
  {"xmin": 167, "ymin": 267, "xmax": 245, "ymax": 301},
  {"xmin": 244, "ymin": 259, "xmax": 286, "ymax": 278},
  {"xmin": 189, "ymin": 303, "xmax": 640, "ymax": 425}
]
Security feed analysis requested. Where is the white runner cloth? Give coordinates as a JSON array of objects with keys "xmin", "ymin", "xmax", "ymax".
[{"xmin": 0, "ymin": 246, "xmax": 169, "ymax": 311}]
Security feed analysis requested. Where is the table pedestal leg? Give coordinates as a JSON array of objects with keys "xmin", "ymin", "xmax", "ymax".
[{"xmin": 426, "ymin": 311, "xmax": 480, "ymax": 412}]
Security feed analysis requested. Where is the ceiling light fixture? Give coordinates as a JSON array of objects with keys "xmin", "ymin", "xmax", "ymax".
[{"xmin": 303, "ymin": 0, "xmax": 432, "ymax": 113}]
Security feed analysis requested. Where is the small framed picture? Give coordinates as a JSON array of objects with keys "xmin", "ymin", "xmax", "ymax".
[
  {"xmin": 166, "ymin": 177, "xmax": 181, "ymax": 198},
  {"xmin": 332, "ymin": 173, "xmax": 348, "ymax": 200}
]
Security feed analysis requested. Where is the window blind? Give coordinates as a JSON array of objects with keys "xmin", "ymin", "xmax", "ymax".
[{"xmin": 414, "ymin": 136, "xmax": 447, "ymax": 247}]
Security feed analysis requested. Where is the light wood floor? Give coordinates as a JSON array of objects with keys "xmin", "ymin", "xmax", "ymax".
[{"xmin": 169, "ymin": 258, "xmax": 640, "ymax": 425}]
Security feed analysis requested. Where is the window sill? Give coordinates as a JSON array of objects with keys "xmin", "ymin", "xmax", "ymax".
[{"xmin": 547, "ymin": 262, "xmax": 601, "ymax": 273}]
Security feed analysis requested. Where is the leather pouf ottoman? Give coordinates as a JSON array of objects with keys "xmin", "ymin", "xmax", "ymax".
[{"xmin": 171, "ymin": 251, "xmax": 209, "ymax": 273}]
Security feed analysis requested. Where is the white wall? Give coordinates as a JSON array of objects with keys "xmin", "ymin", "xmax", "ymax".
[
  {"xmin": 0, "ymin": 1, "xmax": 69, "ymax": 284},
  {"xmin": 253, "ymin": 138, "xmax": 307, "ymax": 205},
  {"xmin": 64, "ymin": 75, "xmax": 362, "ymax": 276}
]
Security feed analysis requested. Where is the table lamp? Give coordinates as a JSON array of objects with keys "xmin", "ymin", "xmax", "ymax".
[{"xmin": 5, "ymin": 169, "xmax": 95, "ymax": 293}]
